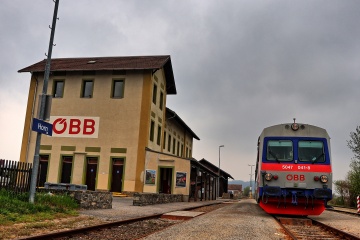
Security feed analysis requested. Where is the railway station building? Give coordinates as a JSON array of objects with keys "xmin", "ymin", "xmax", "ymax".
[{"xmin": 18, "ymin": 55, "xmax": 228, "ymax": 200}]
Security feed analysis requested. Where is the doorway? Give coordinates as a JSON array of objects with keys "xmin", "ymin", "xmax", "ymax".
[
  {"xmin": 86, "ymin": 157, "xmax": 98, "ymax": 191},
  {"xmin": 158, "ymin": 167, "xmax": 173, "ymax": 194},
  {"xmin": 38, "ymin": 155, "xmax": 49, "ymax": 187},
  {"xmin": 61, "ymin": 156, "xmax": 73, "ymax": 183},
  {"xmin": 111, "ymin": 158, "xmax": 124, "ymax": 192}
]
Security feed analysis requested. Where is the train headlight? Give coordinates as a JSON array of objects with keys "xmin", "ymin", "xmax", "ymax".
[
  {"xmin": 314, "ymin": 176, "xmax": 320, "ymax": 181},
  {"xmin": 273, "ymin": 175, "xmax": 278, "ymax": 180},
  {"xmin": 265, "ymin": 173, "xmax": 273, "ymax": 181},
  {"xmin": 320, "ymin": 175, "xmax": 328, "ymax": 183}
]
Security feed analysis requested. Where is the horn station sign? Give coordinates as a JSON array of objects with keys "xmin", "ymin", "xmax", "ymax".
[{"xmin": 31, "ymin": 118, "xmax": 53, "ymax": 136}]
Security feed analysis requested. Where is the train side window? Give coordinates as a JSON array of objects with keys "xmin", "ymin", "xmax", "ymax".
[
  {"xmin": 267, "ymin": 140, "xmax": 293, "ymax": 161},
  {"xmin": 298, "ymin": 141, "xmax": 325, "ymax": 163}
]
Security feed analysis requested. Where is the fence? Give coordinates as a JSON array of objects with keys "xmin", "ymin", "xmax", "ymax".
[{"xmin": 0, "ymin": 159, "xmax": 32, "ymax": 194}]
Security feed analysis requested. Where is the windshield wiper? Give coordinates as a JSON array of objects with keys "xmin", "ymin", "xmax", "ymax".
[
  {"xmin": 269, "ymin": 150, "xmax": 280, "ymax": 163},
  {"xmin": 312, "ymin": 153, "xmax": 324, "ymax": 164}
]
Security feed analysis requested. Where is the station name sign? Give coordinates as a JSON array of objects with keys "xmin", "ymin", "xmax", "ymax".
[
  {"xmin": 32, "ymin": 118, "xmax": 53, "ymax": 136},
  {"xmin": 49, "ymin": 116, "xmax": 100, "ymax": 138}
]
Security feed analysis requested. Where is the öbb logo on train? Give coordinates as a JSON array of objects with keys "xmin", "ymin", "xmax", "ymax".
[
  {"xmin": 286, "ymin": 174, "xmax": 305, "ymax": 181},
  {"xmin": 50, "ymin": 116, "xmax": 100, "ymax": 138}
]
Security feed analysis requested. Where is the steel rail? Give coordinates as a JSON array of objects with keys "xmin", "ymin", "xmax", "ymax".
[
  {"xmin": 19, "ymin": 202, "xmax": 224, "ymax": 239},
  {"xmin": 273, "ymin": 215, "xmax": 360, "ymax": 240},
  {"xmin": 326, "ymin": 208, "xmax": 360, "ymax": 217},
  {"xmin": 19, "ymin": 213, "xmax": 163, "ymax": 240},
  {"xmin": 272, "ymin": 215, "xmax": 299, "ymax": 240},
  {"xmin": 309, "ymin": 218, "xmax": 360, "ymax": 240}
]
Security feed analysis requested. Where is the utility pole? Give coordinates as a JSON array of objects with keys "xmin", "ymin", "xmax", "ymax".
[
  {"xmin": 248, "ymin": 164, "xmax": 254, "ymax": 198},
  {"xmin": 29, "ymin": 0, "xmax": 60, "ymax": 203}
]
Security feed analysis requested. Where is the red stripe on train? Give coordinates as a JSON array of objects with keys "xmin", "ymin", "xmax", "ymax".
[{"xmin": 261, "ymin": 163, "xmax": 332, "ymax": 172}]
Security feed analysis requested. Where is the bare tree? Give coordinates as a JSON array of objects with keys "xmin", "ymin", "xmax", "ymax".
[
  {"xmin": 333, "ymin": 179, "xmax": 350, "ymax": 205},
  {"xmin": 347, "ymin": 126, "xmax": 360, "ymax": 161},
  {"xmin": 346, "ymin": 126, "xmax": 360, "ymax": 207}
]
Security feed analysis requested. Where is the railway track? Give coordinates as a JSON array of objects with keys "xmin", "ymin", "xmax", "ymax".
[
  {"xmin": 274, "ymin": 215, "xmax": 360, "ymax": 240},
  {"xmin": 326, "ymin": 207, "xmax": 360, "ymax": 217},
  {"xmin": 18, "ymin": 203, "xmax": 226, "ymax": 240}
]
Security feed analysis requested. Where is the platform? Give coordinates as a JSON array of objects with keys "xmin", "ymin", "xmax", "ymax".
[{"xmin": 161, "ymin": 211, "xmax": 204, "ymax": 220}]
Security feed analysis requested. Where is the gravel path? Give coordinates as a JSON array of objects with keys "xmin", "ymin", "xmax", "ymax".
[{"xmin": 142, "ymin": 199, "xmax": 286, "ymax": 240}]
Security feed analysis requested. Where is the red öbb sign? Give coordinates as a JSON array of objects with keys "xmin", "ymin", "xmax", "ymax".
[
  {"xmin": 50, "ymin": 116, "xmax": 100, "ymax": 138},
  {"xmin": 286, "ymin": 174, "xmax": 305, "ymax": 181}
]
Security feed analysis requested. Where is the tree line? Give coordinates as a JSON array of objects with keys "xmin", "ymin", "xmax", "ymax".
[{"xmin": 333, "ymin": 126, "xmax": 360, "ymax": 207}]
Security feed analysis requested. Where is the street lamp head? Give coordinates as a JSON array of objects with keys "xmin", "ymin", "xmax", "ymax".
[{"xmin": 219, "ymin": 145, "xmax": 224, "ymax": 148}]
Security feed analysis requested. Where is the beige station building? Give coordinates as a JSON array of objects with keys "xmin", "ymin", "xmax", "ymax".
[{"xmin": 18, "ymin": 55, "xmax": 233, "ymax": 199}]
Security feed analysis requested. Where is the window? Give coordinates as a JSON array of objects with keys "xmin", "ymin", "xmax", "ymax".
[
  {"xmin": 159, "ymin": 91, "xmax": 164, "ymax": 110},
  {"xmin": 177, "ymin": 142, "xmax": 180, "ymax": 156},
  {"xmin": 181, "ymin": 144, "xmax": 184, "ymax": 157},
  {"xmin": 152, "ymin": 84, "xmax": 157, "ymax": 104},
  {"xmin": 157, "ymin": 125, "xmax": 161, "ymax": 145},
  {"xmin": 267, "ymin": 140, "xmax": 293, "ymax": 162},
  {"xmin": 163, "ymin": 132, "xmax": 167, "ymax": 149},
  {"xmin": 82, "ymin": 80, "xmax": 93, "ymax": 98},
  {"xmin": 53, "ymin": 80, "xmax": 64, "ymax": 98},
  {"xmin": 150, "ymin": 121, "xmax": 155, "ymax": 142},
  {"xmin": 186, "ymin": 147, "xmax": 189, "ymax": 158},
  {"xmin": 112, "ymin": 80, "xmax": 124, "ymax": 98},
  {"xmin": 298, "ymin": 141, "xmax": 325, "ymax": 163},
  {"xmin": 168, "ymin": 135, "xmax": 171, "ymax": 152},
  {"xmin": 173, "ymin": 139, "xmax": 176, "ymax": 154}
]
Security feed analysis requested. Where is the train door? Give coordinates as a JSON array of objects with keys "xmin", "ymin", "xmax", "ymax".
[
  {"xmin": 86, "ymin": 157, "xmax": 98, "ymax": 191},
  {"xmin": 159, "ymin": 167, "xmax": 173, "ymax": 194},
  {"xmin": 111, "ymin": 158, "xmax": 124, "ymax": 192},
  {"xmin": 38, "ymin": 155, "xmax": 49, "ymax": 187},
  {"xmin": 255, "ymin": 137, "xmax": 261, "ymax": 202},
  {"xmin": 61, "ymin": 156, "xmax": 73, "ymax": 183}
]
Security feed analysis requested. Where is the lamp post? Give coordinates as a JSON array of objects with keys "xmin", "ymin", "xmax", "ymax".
[
  {"xmin": 218, "ymin": 145, "xmax": 224, "ymax": 198},
  {"xmin": 248, "ymin": 164, "xmax": 254, "ymax": 198}
]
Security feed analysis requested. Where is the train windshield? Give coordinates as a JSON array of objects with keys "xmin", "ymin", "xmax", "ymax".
[
  {"xmin": 266, "ymin": 140, "xmax": 293, "ymax": 162},
  {"xmin": 298, "ymin": 141, "xmax": 325, "ymax": 163}
]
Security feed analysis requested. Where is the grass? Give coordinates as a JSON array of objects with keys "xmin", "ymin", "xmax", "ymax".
[{"xmin": 0, "ymin": 189, "xmax": 79, "ymax": 225}]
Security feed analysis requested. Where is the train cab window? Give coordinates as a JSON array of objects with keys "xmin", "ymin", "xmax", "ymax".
[
  {"xmin": 298, "ymin": 141, "xmax": 325, "ymax": 163},
  {"xmin": 267, "ymin": 140, "xmax": 293, "ymax": 162}
]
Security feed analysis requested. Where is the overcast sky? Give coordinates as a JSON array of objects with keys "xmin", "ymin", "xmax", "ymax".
[{"xmin": 1, "ymin": 0, "xmax": 359, "ymax": 182}]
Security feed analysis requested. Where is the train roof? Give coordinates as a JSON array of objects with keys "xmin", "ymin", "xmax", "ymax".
[{"xmin": 260, "ymin": 123, "xmax": 330, "ymax": 139}]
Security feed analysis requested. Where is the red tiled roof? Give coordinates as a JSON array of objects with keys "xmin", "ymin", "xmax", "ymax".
[{"xmin": 18, "ymin": 55, "xmax": 176, "ymax": 94}]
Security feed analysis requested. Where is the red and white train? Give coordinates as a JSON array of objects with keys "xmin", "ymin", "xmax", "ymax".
[{"xmin": 255, "ymin": 121, "xmax": 333, "ymax": 215}]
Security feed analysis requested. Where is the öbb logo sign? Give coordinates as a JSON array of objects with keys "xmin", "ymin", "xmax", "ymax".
[{"xmin": 50, "ymin": 116, "xmax": 100, "ymax": 138}]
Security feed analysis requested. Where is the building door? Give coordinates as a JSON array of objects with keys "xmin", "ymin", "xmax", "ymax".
[
  {"xmin": 38, "ymin": 155, "xmax": 49, "ymax": 187},
  {"xmin": 159, "ymin": 167, "xmax": 172, "ymax": 194},
  {"xmin": 86, "ymin": 157, "xmax": 98, "ymax": 191},
  {"xmin": 111, "ymin": 158, "xmax": 124, "ymax": 192},
  {"xmin": 61, "ymin": 156, "xmax": 73, "ymax": 183}
]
